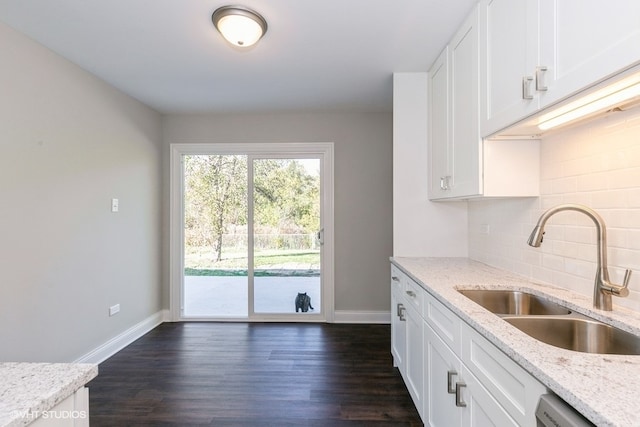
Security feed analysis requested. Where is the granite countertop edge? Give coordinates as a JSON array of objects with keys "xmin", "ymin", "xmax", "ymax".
[
  {"xmin": 0, "ymin": 362, "xmax": 98, "ymax": 427},
  {"xmin": 391, "ymin": 256, "xmax": 640, "ymax": 427}
]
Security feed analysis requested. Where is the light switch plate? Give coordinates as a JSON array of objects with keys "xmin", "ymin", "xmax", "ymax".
[
  {"xmin": 109, "ymin": 304, "xmax": 120, "ymax": 316},
  {"xmin": 111, "ymin": 198, "xmax": 119, "ymax": 212}
]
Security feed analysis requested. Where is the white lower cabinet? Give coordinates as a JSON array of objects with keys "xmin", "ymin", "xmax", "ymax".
[
  {"xmin": 30, "ymin": 387, "xmax": 90, "ymax": 427},
  {"xmin": 391, "ymin": 266, "xmax": 425, "ymax": 419},
  {"xmin": 425, "ymin": 316, "xmax": 518, "ymax": 426},
  {"xmin": 424, "ymin": 323, "xmax": 462, "ymax": 426},
  {"xmin": 391, "ymin": 267, "xmax": 406, "ymax": 375},
  {"xmin": 460, "ymin": 364, "xmax": 519, "ymax": 427},
  {"xmin": 391, "ymin": 265, "xmax": 546, "ymax": 426},
  {"xmin": 405, "ymin": 301, "xmax": 424, "ymax": 418}
]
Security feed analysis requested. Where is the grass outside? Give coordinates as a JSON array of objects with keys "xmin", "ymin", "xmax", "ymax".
[{"xmin": 184, "ymin": 247, "xmax": 320, "ymax": 276}]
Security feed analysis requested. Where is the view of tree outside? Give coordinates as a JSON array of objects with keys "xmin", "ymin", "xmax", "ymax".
[{"xmin": 183, "ymin": 155, "xmax": 321, "ymax": 277}]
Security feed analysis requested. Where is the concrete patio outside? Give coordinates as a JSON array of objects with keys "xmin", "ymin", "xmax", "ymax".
[{"xmin": 183, "ymin": 275, "xmax": 321, "ymax": 317}]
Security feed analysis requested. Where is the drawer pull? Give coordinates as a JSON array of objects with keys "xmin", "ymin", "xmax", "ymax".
[
  {"xmin": 391, "ymin": 276, "xmax": 400, "ymax": 282},
  {"xmin": 536, "ymin": 65, "xmax": 548, "ymax": 91},
  {"xmin": 447, "ymin": 370, "xmax": 457, "ymax": 394},
  {"xmin": 406, "ymin": 290, "xmax": 417, "ymax": 298},
  {"xmin": 522, "ymin": 75, "xmax": 534, "ymax": 99},
  {"xmin": 455, "ymin": 382, "xmax": 467, "ymax": 407}
]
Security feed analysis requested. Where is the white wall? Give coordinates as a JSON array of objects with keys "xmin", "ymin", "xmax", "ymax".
[
  {"xmin": 469, "ymin": 107, "xmax": 640, "ymax": 312},
  {"xmin": 0, "ymin": 22, "xmax": 163, "ymax": 362},
  {"xmin": 162, "ymin": 112, "xmax": 393, "ymax": 313},
  {"xmin": 393, "ymin": 73, "xmax": 468, "ymax": 257}
]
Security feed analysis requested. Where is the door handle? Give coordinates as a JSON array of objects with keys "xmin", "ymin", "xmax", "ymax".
[
  {"xmin": 455, "ymin": 382, "xmax": 467, "ymax": 407},
  {"xmin": 440, "ymin": 176, "xmax": 451, "ymax": 191},
  {"xmin": 397, "ymin": 304, "xmax": 406, "ymax": 321},
  {"xmin": 522, "ymin": 76, "xmax": 534, "ymax": 99},
  {"xmin": 536, "ymin": 66, "xmax": 548, "ymax": 91},
  {"xmin": 447, "ymin": 370, "xmax": 457, "ymax": 394},
  {"xmin": 316, "ymin": 228, "xmax": 324, "ymax": 245}
]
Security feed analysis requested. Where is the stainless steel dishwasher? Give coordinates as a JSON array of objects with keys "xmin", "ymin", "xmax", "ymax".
[{"xmin": 536, "ymin": 394, "xmax": 595, "ymax": 427}]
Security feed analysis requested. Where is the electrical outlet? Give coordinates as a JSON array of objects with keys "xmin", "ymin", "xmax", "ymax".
[
  {"xmin": 480, "ymin": 224, "xmax": 490, "ymax": 235},
  {"xmin": 109, "ymin": 304, "xmax": 120, "ymax": 316}
]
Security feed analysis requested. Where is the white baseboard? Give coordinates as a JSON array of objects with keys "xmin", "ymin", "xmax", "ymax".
[
  {"xmin": 333, "ymin": 310, "xmax": 391, "ymax": 324},
  {"xmin": 75, "ymin": 309, "xmax": 387, "ymax": 363},
  {"xmin": 75, "ymin": 310, "xmax": 169, "ymax": 364}
]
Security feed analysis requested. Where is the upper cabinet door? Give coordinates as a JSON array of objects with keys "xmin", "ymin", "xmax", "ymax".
[
  {"xmin": 428, "ymin": 47, "xmax": 450, "ymax": 200},
  {"xmin": 479, "ymin": 0, "xmax": 539, "ymax": 137},
  {"xmin": 449, "ymin": 6, "xmax": 481, "ymax": 198},
  {"xmin": 538, "ymin": 0, "xmax": 640, "ymax": 108}
]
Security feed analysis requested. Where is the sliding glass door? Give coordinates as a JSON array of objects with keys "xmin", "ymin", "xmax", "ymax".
[
  {"xmin": 172, "ymin": 143, "xmax": 333, "ymax": 322},
  {"xmin": 182, "ymin": 154, "xmax": 249, "ymax": 317},
  {"xmin": 251, "ymin": 158, "xmax": 321, "ymax": 315}
]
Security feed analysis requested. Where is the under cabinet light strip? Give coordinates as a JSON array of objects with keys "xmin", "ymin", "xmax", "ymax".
[{"xmin": 537, "ymin": 73, "xmax": 640, "ymax": 131}]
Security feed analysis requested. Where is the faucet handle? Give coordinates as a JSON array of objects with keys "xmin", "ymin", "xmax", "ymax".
[
  {"xmin": 611, "ymin": 269, "xmax": 633, "ymax": 298},
  {"xmin": 623, "ymin": 269, "xmax": 633, "ymax": 287}
]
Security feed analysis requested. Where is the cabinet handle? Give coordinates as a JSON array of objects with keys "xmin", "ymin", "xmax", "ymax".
[
  {"xmin": 391, "ymin": 276, "xmax": 399, "ymax": 282},
  {"xmin": 406, "ymin": 290, "xmax": 416, "ymax": 298},
  {"xmin": 536, "ymin": 66, "xmax": 548, "ymax": 91},
  {"xmin": 440, "ymin": 176, "xmax": 451, "ymax": 191},
  {"xmin": 447, "ymin": 370, "xmax": 457, "ymax": 394},
  {"xmin": 522, "ymin": 76, "xmax": 534, "ymax": 99},
  {"xmin": 455, "ymin": 382, "xmax": 467, "ymax": 407},
  {"xmin": 397, "ymin": 303, "xmax": 406, "ymax": 321}
]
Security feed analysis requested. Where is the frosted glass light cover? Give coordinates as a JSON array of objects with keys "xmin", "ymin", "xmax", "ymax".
[{"xmin": 217, "ymin": 14, "xmax": 263, "ymax": 47}]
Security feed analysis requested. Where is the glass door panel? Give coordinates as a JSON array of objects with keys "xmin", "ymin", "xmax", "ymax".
[
  {"xmin": 182, "ymin": 154, "xmax": 248, "ymax": 318},
  {"xmin": 252, "ymin": 158, "xmax": 322, "ymax": 315}
]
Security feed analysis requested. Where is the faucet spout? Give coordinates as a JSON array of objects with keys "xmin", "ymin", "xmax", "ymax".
[
  {"xmin": 527, "ymin": 204, "xmax": 632, "ymax": 311},
  {"xmin": 527, "ymin": 225, "xmax": 544, "ymax": 247}
]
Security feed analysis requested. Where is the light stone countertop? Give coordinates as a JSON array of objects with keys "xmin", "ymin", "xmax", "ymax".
[
  {"xmin": 0, "ymin": 362, "xmax": 98, "ymax": 427},
  {"xmin": 391, "ymin": 257, "xmax": 640, "ymax": 427}
]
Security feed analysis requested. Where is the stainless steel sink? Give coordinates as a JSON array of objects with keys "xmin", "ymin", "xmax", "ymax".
[
  {"xmin": 458, "ymin": 289, "xmax": 640, "ymax": 354},
  {"xmin": 458, "ymin": 289, "xmax": 571, "ymax": 315},
  {"xmin": 503, "ymin": 316, "xmax": 640, "ymax": 355}
]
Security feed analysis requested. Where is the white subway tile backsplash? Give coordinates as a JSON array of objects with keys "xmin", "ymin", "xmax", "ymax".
[
  {"xmin": 608, "ymin": 167, "xmax": 640, "ymax": 189},
  {"xmin": 577, "ymin": 172, "xmax": 609, "ymax": 192},
  {"xmin": 542, "ymin": 253, "xmax": 565, "ymax": 272},
  {"xmin": 563, "ymin": 226, "xmax": 595, "ymax": 245},
  {"xmin": 469, "ymin": 108, "xmax": 640, "ymax": 312},
  {"xmin": 605, "ymin": 228, "xmax": 628, "ymax": 249},
  {"xmin": 552, "ymin": 176, "xmax": 578, "ymax": 194},
  {"xmin": 628, "ymin": 188, "xmax": 640, "ymax": 207},
  {"xmin": 628, "ymin": 230, "xmax": 640, "ymax": 250},
  {"xmin": 564, "ymin": 258, "xmax": 597, "ymax": 280}
]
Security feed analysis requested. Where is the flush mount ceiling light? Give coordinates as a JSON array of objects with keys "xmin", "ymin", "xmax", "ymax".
[{"xmin": 212, "ymin": 5, "xmax": 267, "ymax": 48}]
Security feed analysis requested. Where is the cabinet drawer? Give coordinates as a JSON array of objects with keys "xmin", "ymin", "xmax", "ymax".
[
  {"xmin": 461, "ymin": 324, "xmax": 546, "ymax": 427},
  {"xmin": 403, "ymin": 277, "xmax": 424, "ymax": 314},
  {"xmin": 391, "ymin": 265, "xmax": 403, "ymax": 293},
  {"xmin": 423, "ymin": 292, "xmax": 461, "ymax": 354}
]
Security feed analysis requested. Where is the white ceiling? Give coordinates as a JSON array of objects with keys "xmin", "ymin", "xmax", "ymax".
[{"xmin": 0, "ymin": 0, "xmax": 477, "ymax": 114}]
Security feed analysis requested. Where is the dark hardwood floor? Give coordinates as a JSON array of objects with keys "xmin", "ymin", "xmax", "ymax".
[{"xmin": 88, "ymin": 322, "xmax": 422, "ymax": 426}]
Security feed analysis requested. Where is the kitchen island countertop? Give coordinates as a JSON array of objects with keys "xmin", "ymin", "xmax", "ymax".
[
  {"xmin": 0, "ymin": 362, "xmax": 97, "ymax": 427},
  {"xmin": 392, "ymin": 257, "xmax": 640, "ymax": 427}
]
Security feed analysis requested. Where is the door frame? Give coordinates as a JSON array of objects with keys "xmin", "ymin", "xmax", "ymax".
[{"xmin": 169, "ymin": 142, "xmax": 335, "ymax": 322}]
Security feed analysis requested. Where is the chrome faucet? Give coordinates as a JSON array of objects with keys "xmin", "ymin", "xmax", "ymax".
[{"xmin": 528, "ymin": 204, "xmax": 632, "ymax": 311}]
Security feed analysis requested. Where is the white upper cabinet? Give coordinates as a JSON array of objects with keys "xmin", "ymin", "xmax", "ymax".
[
  {"xmin": 429, "ymin": 7, "xmax": 483, "ymax": 199},
  {"xmin": 428, "ymin": 47, "xmax": 451, "ymax": 200},
  {"xmin": 428, "ymin": 5, "xmax": 539, "ymax": 200},
  {"xmin": 479, "ymin": 0, "xmax": 539, "ymax": 137},
  {"xmin": 538, "ymin": 0, "xmax": 640, "ymax": 108},
  {"xmin": 480, "ymin": 0, "xmax": 640, "ymax": 137},
  {"xmin": 449, "ymin": 7, "xmax": 482, "ymax": 198}
]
